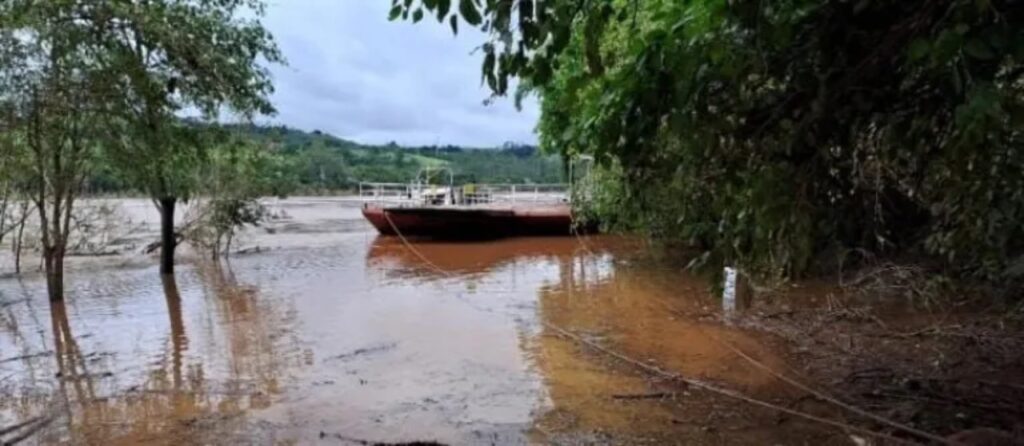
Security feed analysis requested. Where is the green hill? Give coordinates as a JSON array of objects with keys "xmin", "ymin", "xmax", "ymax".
[
  {"xmin": 85, "ymin": 124, "xmax": 564, "ymax": 194},
  {"xmin": 227, "ymin": 124, "xmax": 563, "ymax": 191}
]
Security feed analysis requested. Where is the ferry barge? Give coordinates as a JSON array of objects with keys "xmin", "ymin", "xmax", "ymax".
[{"xmin": 359, "ymin": 171, "xmax": 578, "ymax": 239}]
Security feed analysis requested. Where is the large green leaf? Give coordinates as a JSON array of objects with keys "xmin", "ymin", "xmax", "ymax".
[{"xmin": 459, "ymin": 0, "xmax": 482, "ymax": 26}]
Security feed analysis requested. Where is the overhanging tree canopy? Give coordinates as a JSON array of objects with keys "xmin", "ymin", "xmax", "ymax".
[
  {"xmin": 395, "ymin": 0, "xmax": 1024, "ymax": 284},
  {"xmin": 86, "ymin": 0, "xmax": 283, "ymax": 274}
]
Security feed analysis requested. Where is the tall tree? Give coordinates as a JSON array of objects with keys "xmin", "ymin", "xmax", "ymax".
[
  {"xmin": 0, "ymin": 0, "xmax": 104, "ymax": 301},
  {"xmin": 90, "ymin": 0, "xmax": 282, "ymax": 274}
]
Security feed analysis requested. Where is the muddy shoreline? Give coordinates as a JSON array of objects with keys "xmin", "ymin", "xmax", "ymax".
[
  {"xmin": 741, "ymin": 292, "xmax": 1024, "ymax": 444},
  {"xmin": 0, "ymin": 197, "xmax": 1021, "ymax": 445}
]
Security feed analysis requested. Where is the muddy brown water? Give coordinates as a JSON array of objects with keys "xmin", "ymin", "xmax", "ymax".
[{"xmin": 0, "ymin": 198, "xmax": 833, "ymax": 445}]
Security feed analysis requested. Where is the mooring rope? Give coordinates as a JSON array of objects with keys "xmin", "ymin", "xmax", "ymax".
[
  {"xmin": 382, "ymin": 211, "xmax": 450, "ymax": 275},
  {"xmin": 703, "ymin": 330, "xmax": 952, "ymax": 444},
  {"xmin": 565, "ymin": 221, "xmax": 954, "ymax": 444},
  {"xmin": 543, "ymin": 322, "xmax": 927, "ymax": 445},
  {"xmin": 379, "ymin": 210, "xmax": 940, "ymax": 445}
]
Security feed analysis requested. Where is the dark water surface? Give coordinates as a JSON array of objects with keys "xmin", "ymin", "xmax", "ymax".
[{"xmin": 1, "ymin": 214, "xmax": 820, "ymax": 445}]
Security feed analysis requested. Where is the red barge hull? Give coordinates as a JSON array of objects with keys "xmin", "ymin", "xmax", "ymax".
[{"xmin": 362, "ymin": 204, "xmax": 577, "ymax": 238}]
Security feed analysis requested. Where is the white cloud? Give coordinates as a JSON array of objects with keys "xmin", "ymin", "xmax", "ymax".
[{"xmin": 257, "ymin": 0, "xmax": 539, "ymax": 147}]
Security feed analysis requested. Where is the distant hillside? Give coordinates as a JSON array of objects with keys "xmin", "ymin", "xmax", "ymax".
[
  {"xmin": 225, "ymin": 124, "xmax": 563, "ymax": 190},
  {"xmin": 85, "ymin": 124, "xmax": 564, "ymax": 194}
]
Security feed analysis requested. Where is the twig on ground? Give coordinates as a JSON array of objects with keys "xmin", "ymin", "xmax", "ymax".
[
  {"xmin": 611, "ymin": 392, "xmax": 678, "ymax": 400},
  {"xmin": 317, "ymin": 431, "xmax": 446, "ymax": 446}
]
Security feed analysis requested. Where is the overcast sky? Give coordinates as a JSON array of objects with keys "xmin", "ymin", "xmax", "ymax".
[{"xmin": 257, "ymin": 0, "xmax": 540, "ymax": 148}]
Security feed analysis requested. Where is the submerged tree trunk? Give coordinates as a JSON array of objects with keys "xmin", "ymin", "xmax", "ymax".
[
  {"xmin": 37, "ymin": 196, "xmax": 71, "ymax": 302},
  {"xmin": 37, "ymin": 190, "xmax": 74, "ymax": 302},
  {"xmin": 158, "ymin": 197, "xmax": 177, "ymax": 274},
  {"xmin": 43, "ymin": 246, "xmax": 64, "ymax": 302}
]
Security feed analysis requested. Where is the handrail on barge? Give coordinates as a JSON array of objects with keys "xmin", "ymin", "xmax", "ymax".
[{"xmin": 357, "ymin": 182, "xmax": 569, "ymax": 207}]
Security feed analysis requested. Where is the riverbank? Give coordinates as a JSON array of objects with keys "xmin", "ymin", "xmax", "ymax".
[
  {"xmin": 738, "ymin": 283, "xmax": 1024, "ymax": 444},
  {"xmin": 525, "ymin": 260, "xmax": 1024, "ymax": 444}
]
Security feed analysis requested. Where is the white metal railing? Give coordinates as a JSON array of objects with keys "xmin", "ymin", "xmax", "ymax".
[
  {"xmin": 358, "ymin": 182, "xmax": 569, "ymax": 207},
  {"xmin": 357, "ymin": 182, "xmax": 416, "ymax": 204},
  {"xmin": 460, "ymin": 183, "xmax": 569, "ymax": 205}
]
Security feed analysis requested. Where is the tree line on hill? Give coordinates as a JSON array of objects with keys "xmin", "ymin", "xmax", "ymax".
[{"xmin": 86, "ymin": 124, "xmax": 564, "ymax": 195}]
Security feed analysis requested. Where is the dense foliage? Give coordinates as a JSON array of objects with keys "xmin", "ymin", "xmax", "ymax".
[
  {"xmin": 91, "ymin": 0, "xmax": 281, "ymax": 199},
  {"xmin": 397, "ymin": 0, "xmax": 1024, "ymax": 285}
]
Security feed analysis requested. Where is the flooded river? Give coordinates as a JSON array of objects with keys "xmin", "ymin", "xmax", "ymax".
[{"xmin": 0, "ymin": 198, "xmax": 831, "ymax": 445}]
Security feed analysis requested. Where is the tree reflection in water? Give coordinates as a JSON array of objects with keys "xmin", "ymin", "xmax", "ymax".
[{"xmin": 0, "ymin": 262, "xmax": 302, "ymax": 445}]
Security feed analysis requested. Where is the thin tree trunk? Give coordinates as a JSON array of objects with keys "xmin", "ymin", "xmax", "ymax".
[
  {"xmin": 0, "ymin": 189, "xmax": 8, "ymax": 246},
  {"xmin": 158, "ymin": 197, "xmax": 177, "ymax": 274},
  {"xmin": 13, "ymin": 206, "xmax": 25, "ymax": 274},
  {"xmin": 224, "ymin": 232, "xmax": 233, "ymax": 259}
]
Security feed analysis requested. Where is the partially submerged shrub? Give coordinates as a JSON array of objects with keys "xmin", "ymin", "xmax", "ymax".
[
  {"xmin": 186, "ymin": 198, "xmax": 266, "ymax": 259},
  {"xmin": 184, "ymin": 138, "xmax": 291, "ymax": 259}
]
